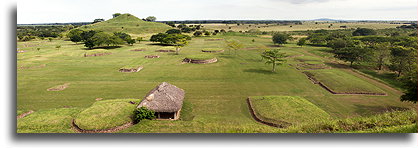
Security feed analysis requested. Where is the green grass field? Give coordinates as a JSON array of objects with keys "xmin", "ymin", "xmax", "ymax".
[
  {"xmin": 304, "ymin": 69, "xmax": 386, "ymax": 94},
  {"xmin": 17, "ymin": 30, "xmax": 415, "ymax": 133},
  {"xmin": 74, "ymin": 99, "xmax": 139, "ymax": 130},
  {"xmin": 249, "ymin": 96, "xmax": 331, "ymax": 126}
]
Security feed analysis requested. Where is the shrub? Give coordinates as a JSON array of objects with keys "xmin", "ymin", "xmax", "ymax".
[{"xmin": 133, "ymin": 107, "xmax": 155, "ymax": 124}]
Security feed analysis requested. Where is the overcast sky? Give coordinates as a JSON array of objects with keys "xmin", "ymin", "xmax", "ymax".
[{"xmin": 17, "ymin": 0, "xmax": 417, "ymax": 24}]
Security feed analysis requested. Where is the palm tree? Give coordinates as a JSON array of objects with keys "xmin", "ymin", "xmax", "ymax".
[{"xmin": 261, "ymin": 49, "xmax": 286, "ymax": 72}]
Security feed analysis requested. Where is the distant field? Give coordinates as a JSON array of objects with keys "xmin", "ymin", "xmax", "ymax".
[{"xmin": 191, "ymin": 22, "xmax": 401, "ymax": 32}]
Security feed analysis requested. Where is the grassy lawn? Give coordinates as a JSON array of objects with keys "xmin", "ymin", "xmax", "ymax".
[
  {"xmin": 17, "ymin": 32, "xmax": 415, "ymax": 133},
  {"xmin": 249, "ymin": 96, "xmax": 330, "ymax": 126},
  {"xmin": 17, "ymin": 108, "xmax": 82, "ymax": 133},
  {"xmin": 304, "ymin": 69, "xmax": 386, "ymax": 94},
  {"xmin": 74, "ymin": 99, "xmax": 139, "ymax": 130}
]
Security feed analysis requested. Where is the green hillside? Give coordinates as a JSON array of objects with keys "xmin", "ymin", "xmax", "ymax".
[{"xmin": 79, "ymin": 13, "xmax": 171, "ymax": 36}]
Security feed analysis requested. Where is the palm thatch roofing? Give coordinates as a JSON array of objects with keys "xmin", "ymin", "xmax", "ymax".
[{"xmin": 137, "ymin": 82, "xmax": 185, "ymax": 112}]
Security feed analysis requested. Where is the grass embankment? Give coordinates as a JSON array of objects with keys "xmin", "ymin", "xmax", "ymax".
[
  {"xmin": 202, "ymin": 48, "xmax": 224, "ymax": 52},
  {"xmin": 304, "ymin": 69, "xmax": 386, "ymax": 94},
  {"xmin": 249, "ymin": 96, "xmax": 330, "ymax": 126},
  {"xmin": 294, "ymin": 56, "xmax": 324, "ymax": 65},
  {"xmin": 185, "ymin": 54, "xmax": 216, "ymax": 60},
  {"xmin": 286, "ymin": 109, "xmax": 417, "ymax": 133},
  {"xmin": 17, "ymin": 108, "xmax": 82, "ymax": 133},
  {"xmin": 74, "ymin": 99, "xmax": 139, "ymax": 130}
]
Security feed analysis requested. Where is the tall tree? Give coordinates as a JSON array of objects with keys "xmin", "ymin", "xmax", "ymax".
[
  {"xmin": 261, "ymin": 49, "xmax": 287, "ymax": 72},
  {"xmin": 371, "ymin": 42, "xmax": 391, "ymax": 70},
  {"xmin": 400, "ymin": 70, "xmax": 417, "ymax": 103},
  {"xmin": 333, "ymin": 44, "xmax": 372, "ymax": 67},
  {"xmin": 389, "ymin": 46, "xmax": 417, "ymax": 77}
]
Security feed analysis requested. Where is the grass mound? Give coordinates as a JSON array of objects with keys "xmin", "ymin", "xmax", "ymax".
[
  {"xmin": 17, "ymin": 108, "xmax": 82, "ymax": 133},
  {"xmin": 74, "ymin": 99, "xmax": 139, "ymax": 130},
  {"xmin": 185, "ymin": 54, "xmax": 216, "ymax": 60},
  {"xmin": 249, "ymin": 96, "xmax": 330, "ymax": 126},
  {"xmin": 304, "ymin": 69, "xmax": 386, "ymax": 94},
  {"xmin": 79, "ymin": 13, "xmax": 171, "ymax": 35}
]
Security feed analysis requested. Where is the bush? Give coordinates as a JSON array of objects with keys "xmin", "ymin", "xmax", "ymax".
[{"xmin": 133, "ymin": 107, "xmax": 155, "ymax": 124}]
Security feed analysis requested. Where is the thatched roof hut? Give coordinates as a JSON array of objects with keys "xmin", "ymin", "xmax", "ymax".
[{"xmin": 137, "ymin": 82, "xmax": 185, "ymax": 120}]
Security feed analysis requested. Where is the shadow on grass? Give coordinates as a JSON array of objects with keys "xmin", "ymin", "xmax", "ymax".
[
  {"xmin": 243, "ymin": 69, "xmax": 275, "ymax": 74},
  {"xmin": 83, "ymin": 46, "xmax": 122, "ymax": 50},
  {"xmin": 324, "ymin": 62, "xmax": 352, "ymax": 69},
  {"xmin": 354, "ymin": 104, "xmax": 410, "ymax": 116},
  {"xmin": 146, "ymin": 43, "xmax": 174, "ymax": 46}
]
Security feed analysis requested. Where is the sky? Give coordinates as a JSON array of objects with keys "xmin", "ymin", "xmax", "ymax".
[{"xmin": 17, "ymin": 0, "xmax": 417, "ymax": 24}]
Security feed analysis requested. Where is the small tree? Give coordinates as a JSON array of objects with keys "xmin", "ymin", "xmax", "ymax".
[
  {"xmin": 133, "ymin": 107, "xmax": 155, "ymax": 124},
  {"xmin": 127, "ymin": 39, "xmax": 136, "ymax": 45},
  {"xmin": 166, "ymin": 22, "xmax": 176, "ymax": 27},
  {"xmin": 225, "ymin": 39, "xmax": 243, "ymax": 55},
  {"xmin": 297, "ymin": 37, "xmax": 307, "ymax": 47},
  {"xmin": 166, "ymin": 29, "xmax": 181, "ymax": 34},
  {"xmin": 67, "ymin": 29, "xmax": 83, "ymax": 44},
  {"xmin": 55, "ymin": 45, "xmax": 61, "ymax": 50},
  {"xmin": 204, "ymin": 31, "xmax": 211, "ymax": 36},
  {"xmin": 145, "ymin": 16, "xmax": 157, "ymax": 22},
  {"xmin": 112, "ymin": 13, "xmax": 121, "ymax": 18},
  {"xmin": 48, "ymin": 37, "xmax": 53, "ymax": 42},
  {"xmin": 193, "ymin": 31, "xmax": 202, "ymax": 37},
  {"xmin": 272, "ymin": 33, "xmax": 290, "ymax": 45},
  {"xmin": 261, "ymin": 49, "xmax": 287, "ymax": 72}
]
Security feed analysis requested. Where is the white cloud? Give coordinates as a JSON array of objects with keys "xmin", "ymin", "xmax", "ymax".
[{"xmin": 17, "ymin": 0, "xmax": 417, "ymax": 24}]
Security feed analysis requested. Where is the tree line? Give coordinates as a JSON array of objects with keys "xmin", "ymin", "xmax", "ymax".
[{"xmin": 67, "ymin": 29, "xmax": 140, "ymax": 49}]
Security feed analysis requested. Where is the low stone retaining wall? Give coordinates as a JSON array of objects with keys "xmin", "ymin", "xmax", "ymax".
[
  {"xmin": 183, "ymin": 58, "xmax": 217, "ymax": 64},
  {"xmin": 84, "ymin": 53, "xmax": 112, "ymax": 57},
  {"xmin": 71, "ymin": 119, "xmax": 133, "ymax": 133},
  {"xmin": 119, "ymin": 66, "xmax": 143, "ymax": 72},
  {"xmin": 155, "ymin": 50, "xmax": 175, "ymax": 52},
  {"xmin": 201, "ymin": 50, "xmax": 224, "ymax": 53},
  {"xmin": 302, "ymin": 72, "xmax": 387, "ymax": 96},
  {"xmin": 144, "ymin": 55, "xmax": 160, "ymax": 58},
  {"xmin": 246, "ymin": 98, "xmax": 290, "ymax": 128}
]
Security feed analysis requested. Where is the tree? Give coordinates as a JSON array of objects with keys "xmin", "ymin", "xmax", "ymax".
[
  {"xmin": 112, "ymin": 13, "xmax": 121, "ymax": 18},
  {"xmin": 261, "ymin": 49, "xmax": 287, "ymax": 72},
  {"xmin": 133, "ymin": 107, "xmax": 155, "ymax": 124},
  {"xmin": 400, "ymin": 71, "xmax": 417, "ymax": 103},
  {"xmin": 333, "ymin": 44, "xmax": 372, "ymax": 67},
  {"xmin": 352, "ymin": 28, "xmax": 377, "ymax": 36},
  {"xmin": 204, "ymin": 31, "xmax": 211, "ymax": 36},
  {"xmin": 297, "ymin": 37, "xmax": 307, "ymax": 46},
  {"xmin": 150, "ymin": 33, "xmax": 168, "ymax": 43},
  {"xmin": 145, "ymin": 16, "xmax": 157, "ymax": 22},
  {"xmin": 127, "ymin": 38, "xmax": 136, "ymax": 45},
  {"xmin": 225, "ymin": 39, "xmax": 243, "ymax": 55},
  {"xmin": 67, "ymin": 29, "xmax": 83, "ymax": 44},
  {"xmin": 328, "ymin": 38, "xmax": 355, "ymax": 50},
  {"xmin": 193, "ymin": 31, "xmax": 203, "ymax": 37},
  {"xmin": 272, "ymin": 33, "xmax": 290, "ymax": 45},
  {"xmin": 160, "ymin": 34, "xmax": 190, "ymax": 54},
  {"xmin": 371, "ymin": 42, "xmax": 391, "ymax": 70},
  {"xmin": 166, "ymin": 29, "xmax": 181, "ymax": 34},
  {"xmin": 93, "ymin": 18, "xmax": 104, "ymax": 24},
  {"xmin": 55, "ymin": 45, "xmax": 61, "ymax": 50},
  {"xmin": 389, "ymin": 46, "xmax": 417, "ymax": 77},
  {"xmin": 113, "ymin": 32, "xmax": 132, "ymax": 42},
  {"xmin": 166, "ymin": 22, "xmax": 176, "ymax": 27}
]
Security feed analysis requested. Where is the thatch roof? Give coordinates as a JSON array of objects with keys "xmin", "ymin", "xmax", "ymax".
[{"xmin": 137, "ymin": 82, "xmax": 185, "ymax": 112}]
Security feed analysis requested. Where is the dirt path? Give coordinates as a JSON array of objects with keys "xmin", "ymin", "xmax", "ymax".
[{"xmin": 17, "ymin": 110, "xmax": 34, "ymax": 119}]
